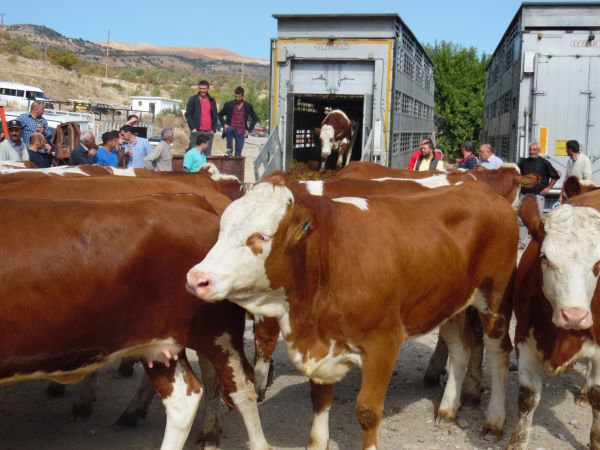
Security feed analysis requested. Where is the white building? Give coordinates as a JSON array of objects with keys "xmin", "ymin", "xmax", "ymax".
[{"xmin": 129, "ymin": 96, "xmax": 182, "ymax": 115}]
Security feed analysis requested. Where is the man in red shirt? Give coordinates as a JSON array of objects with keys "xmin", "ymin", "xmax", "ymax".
[
  {"xmin": 184, "ymin": 80, "xmax": 218, "ymax": 155},
  {"xmin": 218, "ymin": 87, "xmax": 258, "ymax": 156},
  {"xmin": 407, "ymin": 137, "xmax": 443, "ymax": 170}
]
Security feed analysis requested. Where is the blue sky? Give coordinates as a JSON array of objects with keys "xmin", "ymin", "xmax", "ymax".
[{"xmin": 3, "ymin": 0, "xmax": 592, "ymax": 58}]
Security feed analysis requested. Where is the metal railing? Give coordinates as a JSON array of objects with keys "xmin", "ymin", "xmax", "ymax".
[
  {"xmin": 254, "ymin": 126, "xmax": 283, "ymax": 180},
  {"xmin": 361, "ymin": 128, "xmax": 375, "ymax": 162}
]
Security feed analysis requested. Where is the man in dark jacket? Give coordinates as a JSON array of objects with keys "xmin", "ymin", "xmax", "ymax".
[
  {"xmin": 218, "ymin": 86, "xmax": 258, "ymax": 156},
  {"xmin": 184, "ymin": 80, "xmax": 218, "ymax": 156},
  {"xmin": 69, "ymin": 131, "xmax": 97, "ymax": 165}
]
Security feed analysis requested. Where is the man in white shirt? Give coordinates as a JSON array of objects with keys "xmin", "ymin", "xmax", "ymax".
[
  {"xmin": 0, "ymin": 120, "xmax": 28, "ymax": 162},
  {"xmin": 477, "ymin": 143, "xmax": 503, "ymax": 170},
  {"xmin": 565, "ymin": 139, "xmax": 592, "ymax": 183}
]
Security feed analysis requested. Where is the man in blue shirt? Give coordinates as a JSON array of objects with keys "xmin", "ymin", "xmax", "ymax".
[
  {"xmin": 457, "ymin": 141, "xmax": 478, "ymax": 169},
  {"xmin": 119, "ymin": 125, "xmax": 151, "ymax": 169},
  {"xmin": 17, "ymin": 101, "xmax": 53, "ymax": 149},
  {"xmin": 477, "ymin": 144, "xmax": 504, "ymax": 170},
  {"xmin": 95, "ymin": 131, "xmax": 120, "ymax": 167},
  {"xmin": 183, "ymin": 134, "xmax": 209, "ymax": 172}
]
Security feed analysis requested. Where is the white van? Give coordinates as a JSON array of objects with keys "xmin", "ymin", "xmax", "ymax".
[{"xmin": 0, "ymin": 81, "xmax": 50, "ymax": 109}]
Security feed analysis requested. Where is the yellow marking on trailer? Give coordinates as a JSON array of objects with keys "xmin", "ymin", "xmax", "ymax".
[{"xmin": 540, "ymin": 127, "xmax": 548, "ymax": 154}]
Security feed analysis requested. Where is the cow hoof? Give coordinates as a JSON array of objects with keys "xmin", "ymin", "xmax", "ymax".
[
  {"xmin": 257, "ymin": 389, "xmax": 267, "ymax": 403},
  {"xmin": 72, "ymin": 402, "xmax": 93, "ymax": 421},
  {"xmin": 45, "ymin": 382, "xmax": 66, "ymax": 398},
  {"xmin": 460, "ymin": 392, "xmax": 482, "ymax": 409},
  {"xmin": 480, "ymin": 423, "xmax": 503, "ymax": 441},
  {"xmin": 196, "ymin": 431, "xmax": 219, "ymax": 450},
  {"xmin": 435, "ymin": 409, "xmax": 455, "ymax": 427},
  {"xmin": 115, "ymin": 410, "xmax": 144, "ymax": 428},
  {"xmin": 266, "ymin": 362, "xmax": 275, "ymax": 387}
]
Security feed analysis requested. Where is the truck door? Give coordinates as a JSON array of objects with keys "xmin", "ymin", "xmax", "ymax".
[
  {"xmin": 362, "ymin": 94, "xmax": 373, "ymax": 160},
  {"xmin": 532, "ymin": 55, "xmax": 592, "ymax": 185},
  {"xmin": 587, "ymin": 57, "xmax": 600, "ymax": 180}
]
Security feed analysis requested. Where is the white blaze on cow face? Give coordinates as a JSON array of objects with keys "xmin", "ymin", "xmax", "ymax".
[
  {"xmin": 319, "ymin": 124, "xmax": 335, "ymax": 157},
  {"xmin": 540, "ymin": 205, "xmax": 600, "ymax": 330},
  {"xmin": 187, "ymin": 182, "xmax": 293, "ymax": 308}
]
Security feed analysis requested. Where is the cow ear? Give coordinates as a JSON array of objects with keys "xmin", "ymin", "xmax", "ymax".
[
  {"xmin": 520, "ymin": 173, "xmax": 541, "ymax": 189},
  {"xmin": 283, "ymin": 204, "xmax": 316, "ymax": 247},
  {"xmin": 519, "ymin": 195, "xmax": 545, "ymax": 241},
  {"xmin": 263, "ymin": 170, "xmax": 287, "ymax": 186},
  {"xmin": 313, "ymin": 127, "xmax": 321, "ymax": 137}
]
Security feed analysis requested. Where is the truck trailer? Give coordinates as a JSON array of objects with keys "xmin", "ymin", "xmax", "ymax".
[
  {"xmin": 483, "ymin": 2, "xmax": 600, "ymax": 204},
  {"xmin": 255, "ymin": 14, "xmax": 435, "ymax": 179}
]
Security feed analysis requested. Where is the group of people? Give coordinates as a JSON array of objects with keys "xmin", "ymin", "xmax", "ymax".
[{"xmin": 0, "ymin": 101, "xmax": 54, "ymax": 167}]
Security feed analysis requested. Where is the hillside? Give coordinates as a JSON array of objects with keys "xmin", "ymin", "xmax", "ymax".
[{"xmin": 6, "ymin": 24, "xmax": 269, "ymax": 81}]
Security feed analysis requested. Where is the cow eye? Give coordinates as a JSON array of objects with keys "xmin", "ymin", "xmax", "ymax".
[
  {"xmin": 257, "ymin": 234, "xmax": 271, "ymax": 243},
  {"xmin": 329, "ymin": 138, "xmax": 334, "ymax": 143},
  {"xmin": 594, "ymin": 261, "xmax": 600, "ymax": 277}
]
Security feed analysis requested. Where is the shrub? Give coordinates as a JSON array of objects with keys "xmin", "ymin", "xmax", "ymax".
[
  {"xmin": 47, "ymin": 47, "xmax": 79, "ymax": 70},
  {"xmin": 4, "ymin": 36, "xmax": 39, "ymax": 59}
]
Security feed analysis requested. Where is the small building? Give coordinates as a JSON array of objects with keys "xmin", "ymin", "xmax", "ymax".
[{"xmin": 129, "ymin": 96, "xmax": 182, "ymax": 115}]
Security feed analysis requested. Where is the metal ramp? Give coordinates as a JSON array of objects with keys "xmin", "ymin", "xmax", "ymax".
[{"xmin": 254, "ymin": 126, "xmax": 283, "ymax": 180}]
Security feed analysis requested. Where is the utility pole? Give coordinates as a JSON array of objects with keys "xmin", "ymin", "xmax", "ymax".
[
  {"xmin": 104, "ymin": 30, "xmax": 111, "ymax": 78},
  {"xmin": 0, "ymin": 13, "xmax": 5, "ymax": 45},
  {"xmin": 241, "ymin": 59, "xmax": 244, "ymax": 86}
]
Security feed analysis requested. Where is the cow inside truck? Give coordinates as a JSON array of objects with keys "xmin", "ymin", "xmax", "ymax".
[{"xmin": 289, "ymin": 94, "xmax": 363, "ymax": 170}]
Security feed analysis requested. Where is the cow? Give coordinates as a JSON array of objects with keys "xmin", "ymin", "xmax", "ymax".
[
  {"xmin": 314, "ymin": 109, "xmax": 357, "ymax": 170},
  {"xmin": 562, "ymin": 175, "xmax": 598, "ymax": 201},
  {"xmin": 0, "ymin": 193, "xmax": 270, "ymax": 450},
  {"xmin": 186, "ymin": 179, "xmax": 519, "ymax": 449},
  {"xmin": 507, "ymin": 193, "xmax": 600, "ymax": 450}
]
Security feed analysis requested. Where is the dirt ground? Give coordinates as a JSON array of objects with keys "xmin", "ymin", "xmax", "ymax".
[{"xmin": 0, "ymin": 321, "xmax": 592, "ymax": 450}]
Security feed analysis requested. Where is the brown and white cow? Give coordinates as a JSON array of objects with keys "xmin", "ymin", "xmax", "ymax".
[
  {"xmin": 507, "ymin": 193, "xmax": 600, "ymax": 450},
  {"xmin": 0, "ymin": 193, "xmax": 270, "ymax": 450},
  {"xmin": 562, "ymin": 175, "xmax": 598, "ymax": 201},
  {"xmin": 186, "ymin": 180, "xmax": 518, "ymax": 449},
  {"xmin": 314, "ymin": 109, "xmax": 356, "ymax": 170}
]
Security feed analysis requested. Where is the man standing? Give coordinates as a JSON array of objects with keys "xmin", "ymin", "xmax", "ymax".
[
  {"xmin": 477, "ymin": 143, "xmax": 504, "ymax": 170},
  {"xmin": 69, "ymin": 131, "xmax": 97, "ymax": 165},
  {"xmin": 17, "ymin": 101, "xmax": 53, "ymax": 150},
  {"xmin": 456, "ymin": 141, "xmax": 477, "ymax": 169},
  {"xmin": 413, "ymin": 141, "xmax": 444, "ymax": 171},
  {"xmin": 119, "ymin": 125, "xmax": 152, "ymax": 169},
  {"xmin": 0, "ymin": 119, "xmax": 28, "ymax": 162},
  {"xmin": 144, "ymin": 128, "xmax": 173, "ymax": 171},
  {"xmin": 184, "ymin": 80, "xmax": 218, "ymax": 156},
  {"xmin": 565, "ymin": 139, "xmax": 592, "ymax": 183},
  {"xmin": 95, "ymin": 131, "xmax": 121, "ymax": 168},
  {"xmin": 407, "ymin": 137, "xmax": 443, "ymax": 170},
  {"xmin": 218, "ymin": 86, "xmax": 258, "ymax": 156}
]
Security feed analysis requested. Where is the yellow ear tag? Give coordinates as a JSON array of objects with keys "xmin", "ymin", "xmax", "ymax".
[{"xmin": 294, "ymin": 221, "xmax": 311, "ymax": 241}]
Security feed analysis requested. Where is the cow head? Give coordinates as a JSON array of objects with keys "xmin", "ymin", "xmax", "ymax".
[
  {"xmin": 186, "ymin": 181, "xmax": 294, "ymax": 315},
  {"xmin": 520, "ymin": 195, "xmax": 600, "ymax": 330},
  {"xmin": 316, "ymin": 124, "xmax": 336, "ymax": 158}
]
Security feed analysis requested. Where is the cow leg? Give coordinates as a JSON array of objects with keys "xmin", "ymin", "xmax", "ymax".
[
  {"xmin": 576, "ymin": 360, "xmax": 592, "ymax": 405},
  {"xmin": 423, "ymin": 334, "xmax": 448, "ymax": 385},
  {"xmin": 253, "ymin": 316, "xmax": 279, "ymax": 402},
  {"xmin": 116, "ymin": 372, "xmax": 156, "ymax": 427},
  {"xmin": 71, "ymin": 372, "xmax": 98, "ymax": 420},
  {"xmin": 586, "ymin": 356, "xmax": 600, "ymax": 450},
  {"xmin": 355, "ymin": 333, "xmax": 403, "ymax": 449},
  {"xmin": 436, "ymin": 314, "xmax": 471, "ymax": 424},
  {"xmin": 195, "ymin": 351, "xmax": 222, "ymax": 450},
  {"xmin": 145, "ymin": 353, "xmax": 202, "ymax": 450},
  {"xmin": 308, "ymin": 381, "xmax": 334, "ymax": 450},
  {"xmin": 462, "ymin": 308, "xmax": 484, "ymax": 408},
  {"xmin": 506, "ymin": 339, "xmax": 544, "ymax": 450},
  {"xmin": 480, "ymin": 332, "xmax": 510, "ymax": 440}
]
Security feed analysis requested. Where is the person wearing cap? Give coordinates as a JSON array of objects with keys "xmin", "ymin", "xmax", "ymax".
[
  {"xmin": 565, "ymin": 139, "xmax": 592, "ymax": 183},
  {"xmin": 95, "ymin": 131, "xmax": 121, "ymax": 167},
  {"xmin": 0, "ymin": 119, "xmax": 28, "ymax": 162}
]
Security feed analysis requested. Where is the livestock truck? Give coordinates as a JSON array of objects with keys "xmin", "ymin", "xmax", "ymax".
[
  {"xmin": 255, "ymin": 14, "xmax": 435, "ymax": 179},
  {"xmin": 483, "ymin": 2, "xmax": 600, "ymax": 207}
]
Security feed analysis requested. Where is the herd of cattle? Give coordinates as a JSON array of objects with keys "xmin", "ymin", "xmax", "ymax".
[{"xmin": 1, "ymin": 159, "xmax": 600, "ymax": 450}]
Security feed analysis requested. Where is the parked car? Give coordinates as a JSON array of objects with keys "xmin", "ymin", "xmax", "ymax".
[{"xmin": 88, "ymin": 103, "xmax": 112, "ymax": 115}]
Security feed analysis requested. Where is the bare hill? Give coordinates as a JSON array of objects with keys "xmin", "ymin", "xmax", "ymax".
[{"xmin": 6, "ymin": 24, "xmax": 269, "ymax": 81}]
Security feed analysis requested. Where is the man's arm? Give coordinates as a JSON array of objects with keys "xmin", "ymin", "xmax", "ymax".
[
  {"xmin": 540, "ymin": 160, "xmax": 561, "ymax": 195},
  {"xmin": 184, "ymin": 96, "xmax": 195, "ymax": 131},
  {"xmin": 218, "ymin": 103, "xmax": 227, "ymax": 128},
  {"xmin": 583, "ymin": 156, "xmax": 593, "ymax": 181},
  {"xmin": 144, "ymin": 145, "xmax": 161, "ymax": 170},
  {"xmin": 407, "ymin": 150, "xmax": 420, "ymax": 170},
  {"xmin": 247, "ymin": 103, "xmax": 258, "ymax": 132}
]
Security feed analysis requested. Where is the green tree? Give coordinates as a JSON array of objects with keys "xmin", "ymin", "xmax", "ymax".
[
  {"xmin": 425, "ymin": 41, "xmax": 489, "ymax": 161},
  {"xmin": 3, "ymin": 36, "xmax": 39, "ymax": 59},
  {"xmin": 47, "ymin": 47, "xmax": 79, "ymax": 70}
]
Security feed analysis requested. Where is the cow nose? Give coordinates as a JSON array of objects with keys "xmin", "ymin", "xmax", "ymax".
[
  {"xmin": 559, "ymin": 307, "xmax": 591, "ymax": 329},
  {"xmin": 186, "ymin": 270, "xmax": 212, "ymax": 299}
]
